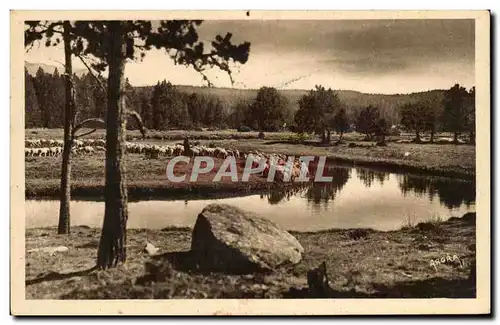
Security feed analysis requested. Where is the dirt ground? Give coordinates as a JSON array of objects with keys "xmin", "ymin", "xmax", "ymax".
[{"xmin": 25, "ymin": 212, "xmax": 476, "ymax": 299}]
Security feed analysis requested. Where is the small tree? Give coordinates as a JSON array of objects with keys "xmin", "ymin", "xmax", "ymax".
[
  {"xmin": 355, "ymin": 105, "xmax": 381, "ymax": 141},
  {"xmin": 465, "ymin": 87, "xmax": 475, "ymax": 144},
  {"xmin": 399, "ymin": 102, "xmax": 425, "ymax": 143},
  {"xmin": 332, "ymin": 107, "xmax": 349, "ymax": 142},
  {"xmin": 374, "ymin": 117, "xmax": 389, "ymax": 145},
  {"xmin": 295, "ymin": 85, "xmax": 342, "ymax": 143},
  {"xmin": 249, "ymin": 86, "xmax": 289, "ymax": 132},
  {"xmin": 441, "ymin": 83, "xmax": 470, "ymax": 143}
]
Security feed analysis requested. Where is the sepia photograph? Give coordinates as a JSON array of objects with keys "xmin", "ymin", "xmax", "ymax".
[{"xmin": 10, "ymin": 10, "xmax": 490, "ymax": 315}]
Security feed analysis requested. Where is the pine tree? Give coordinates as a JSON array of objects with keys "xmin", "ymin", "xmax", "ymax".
[{"xmin": 24, "ymin": 67, "xmax": 41, "ymax": 128}]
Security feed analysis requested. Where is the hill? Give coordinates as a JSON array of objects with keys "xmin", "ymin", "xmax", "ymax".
[
  {"xmin": 169, "ymin": 86, "xmax": 446, "ymax": 122},
  {"xmin": 25, "ymin": 61, "xmax": 446, "ymax": 123}
]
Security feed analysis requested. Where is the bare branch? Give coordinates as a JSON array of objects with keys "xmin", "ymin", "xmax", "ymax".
[
  {"xmin": 74, "ymin": 128, "xmax": 98, "ymax": 139},
  {"xmin": 125, "ymin": 109, "xmax": 147, "ymax": 139},
  {"xmin": 76, "ymin": 54, "xmax": 106, "ymax": 92},
  {"xmin": 73, "ymin": 110, "xmax": 80, "ymax": 128},
  {"xmin": 73, "ymin": 118, "xmax": 105, "ymax": 134}
]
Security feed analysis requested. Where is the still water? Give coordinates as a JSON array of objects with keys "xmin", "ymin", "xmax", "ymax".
[{"xmin": 25, "ymin": 166, "xmax": 475, "ymax": 232}]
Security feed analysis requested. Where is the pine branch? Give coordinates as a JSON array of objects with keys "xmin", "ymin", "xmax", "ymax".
[{"xmin": 76, "ymin": 54, "xmax": 107, "ymax": 92}]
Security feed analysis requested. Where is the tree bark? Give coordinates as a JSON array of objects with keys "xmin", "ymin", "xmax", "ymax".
[
  {"xmin": 453, "ymin": 131, "xmax": 459, "ymax": 144},
  {"xmin": 430, "ymin": 129, "xmax": 435, "ymax": 143},
  {"xmin": 57, "ymin": 21, "xmax": 75, "ymax": 235},
  {"xmin": 97, "ymin": 21, "xmax": 128, "ymax": 268},
  {"xmin": 326, "ymin": 130, "xmax": 331, "ymax": 144}
]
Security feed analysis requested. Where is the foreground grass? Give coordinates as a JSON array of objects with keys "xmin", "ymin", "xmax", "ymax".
[{"xmin": 25, "ymin": 212, "xmax": 476, "ymax": 299}]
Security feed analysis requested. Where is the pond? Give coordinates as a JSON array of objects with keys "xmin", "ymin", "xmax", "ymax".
[{"xmin": 25, "ymin": 166, "xmax": 476, "ymax": 232}]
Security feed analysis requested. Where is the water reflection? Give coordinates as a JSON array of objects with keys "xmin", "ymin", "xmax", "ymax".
[
  {"xmin": 25, "ymin": 166, "xmax": 476, "ymax": 232},
  {"xmin": 259, "ymin": 167, "xmax": 475, "ymax": 214},
  {"xmin": 398, "ymin": 174, "xmax": 475, "ymax": 209},
  {"xmin": 263, "ymin": 166, "xmax": 351, "ymax": 209}
]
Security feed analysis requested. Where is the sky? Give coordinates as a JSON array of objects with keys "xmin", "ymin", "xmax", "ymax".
[{"xmin": 24, "ymin": 19, "xmax": 475, "ymax": 94}]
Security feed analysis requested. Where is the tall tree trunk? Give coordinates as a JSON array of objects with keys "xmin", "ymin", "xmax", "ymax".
[
  {"xmin": 57, "ymin": 21, "xmax": 74, "ymax": 235},
  {"xmin": 321, "ymin": 131, "xmax": 326, "ymax": 144},
  {"xmin": 339, "ymin": 131, "xmax": 344, "ymax": 141},
  {"xmin": 326, "ymin": 130, "xmax": 331, "ymax": 144},
  {"xmin": 453, "ymin": 131, "xmax": 459, "ymax": 144},
  {"xmin": 430, "ymin": 129, "xmax": 435, "ymax": 143},
  {"xmin": 97, "ymin": 21, "xmax": 128, "ymax": 269}
]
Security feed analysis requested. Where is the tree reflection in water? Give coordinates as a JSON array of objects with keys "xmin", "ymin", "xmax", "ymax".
[
  {"xmin": 259, "ymin": 164, "xmax": 475, "ymax": 213},
  {"xmin": 356, "ymin": 168, "xmax": 390, "ymax": 188},
  {"xmin": 397, "ymin": 174, "xmax": 475, "ymax": 209},
  {"xmin": 262, "ymin": 166, "xmax": 352, "ymax": 211}
]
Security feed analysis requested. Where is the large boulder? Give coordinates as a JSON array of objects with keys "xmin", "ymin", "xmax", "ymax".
[{"xmin": 191, "ymin": 203, "xmax": 304, "ymax": 274}]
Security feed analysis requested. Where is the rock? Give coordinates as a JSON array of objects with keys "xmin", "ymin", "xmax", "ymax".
[
  {"xmin": 143, "ymin": 242, "xmax": 159, "ymax": 256},
  {"xmin": 190, "ymin": 203, "xmax": 304, "ymax": 274},
  {"xmin": 462, "ymin": 212, "xmax": 476, "ymax": 225}
]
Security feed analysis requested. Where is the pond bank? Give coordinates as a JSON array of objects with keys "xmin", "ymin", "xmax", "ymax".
[
  {"xmin": 25, "ymin": 142, "xmax": 475, "ymax": 200},
  {"xmin": 25, "ymin": 212, "xmax": 476, "ymax": 299},
  {"xmin": 210, "ymin": 140, "xmax": 476, "ymax": 181}
]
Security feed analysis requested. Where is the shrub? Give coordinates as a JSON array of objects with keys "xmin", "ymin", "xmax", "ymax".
[{"xmin": 238, "ymin": 125, "xmax": 252, "ymax": 132}]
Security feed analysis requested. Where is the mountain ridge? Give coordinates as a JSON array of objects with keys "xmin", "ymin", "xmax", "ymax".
[{"xmin": 25, "ymin": 61, "xmax": 448, "ymax": 121}]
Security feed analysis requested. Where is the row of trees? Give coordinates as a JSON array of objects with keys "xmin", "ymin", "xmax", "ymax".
[
  {"xmin": 399, "ymin": 84, "xmax": 475, "ymax": 144},
  {"xmin": 27, "ymin": 66, "xmax": 475, "ymax": 144},
  {"xmin": 25, "ymin": 69, "xmax": 229, "ymax": 130}
]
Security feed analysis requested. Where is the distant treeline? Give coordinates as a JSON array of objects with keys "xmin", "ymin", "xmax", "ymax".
[{"xmin": 25, "ymin": 67, "xmax": 475, "ymax": 143}]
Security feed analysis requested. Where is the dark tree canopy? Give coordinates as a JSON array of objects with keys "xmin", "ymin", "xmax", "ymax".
[
  {"xmin": 355, "ymin": 105, "xmax": 382, "ymax": 140},
  {"xmin": 248, "ymin": 86, "xmax": 290, "ymax": 132},
  {"xmin": 441, "ymin": 83, "xmax": 473, "ymax": 142},
  {"xmin": 295, "ymin": 85, "xmax": 342, "ymax": 138},
  {"xmin": 25, "ymin": 20, "xmax": 251, "ymax": 85},
  {"xmin": 332, "ymin": 107, "xmax": 349, "ymax": 138}
]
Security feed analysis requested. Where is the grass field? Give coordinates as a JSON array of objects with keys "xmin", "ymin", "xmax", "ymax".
[{"xmin": 25, "ymin": 212, "xmax": 476, "ymax": 299}]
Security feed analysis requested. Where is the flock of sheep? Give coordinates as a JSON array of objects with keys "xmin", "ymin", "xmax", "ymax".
[
  {"xmin": 25, "ymin": 139, "xmax": 106, "ymax": 157},
  {"xmin": 25, "ymin": 138, "xmax": 243, "ymax": 161},
  {"xmin": 24, "ymin": 138, "xmax": 309, "ymax": 181}
]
